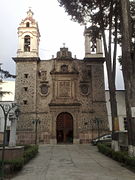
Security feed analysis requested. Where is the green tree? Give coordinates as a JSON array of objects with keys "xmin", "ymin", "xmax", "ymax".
[{"xmin": 0, "ymin": 64, "xmax": 16, "ymax": 98}]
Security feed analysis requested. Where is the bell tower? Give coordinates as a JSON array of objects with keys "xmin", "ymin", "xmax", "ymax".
[
  {"xmin": 84, "ymin": 26, "xmax": 103, "ymax": 58},
  {"xmin": 17, "ymin": 9, "xmax": 40, "ymax": 57}
]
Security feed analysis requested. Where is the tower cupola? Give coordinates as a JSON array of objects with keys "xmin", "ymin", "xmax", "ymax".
[{"xmin": 17, "ymin": 9, "xmax": 40, "ymax": 57}]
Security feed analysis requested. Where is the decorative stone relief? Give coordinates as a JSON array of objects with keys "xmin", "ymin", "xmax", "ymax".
[
  {"xmin": 80, "ymin": 84, "xmax": 89, "ymax": 96},
  {"xmin": 61, "ymin": 65, "xmax": 68, "ymax": 72},
  {"xmin": 39, "ymin": 71, "xmax": 47, "ymax": 81},
  {"xmin": 58, "ymin": 81, "xmax": 71, "ymax": 97},
  {"xmin": 39, "ymin": 84, "xmax": 49, "ymax": 96}
]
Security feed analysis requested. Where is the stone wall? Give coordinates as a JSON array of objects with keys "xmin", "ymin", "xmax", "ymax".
[
  {"xmin": 15, "ymin": 55, "xmax": 108, "ymax": 144},
  {"xmin": 0, "ymin": 146, "xmax": 24, "ymax": 161}
]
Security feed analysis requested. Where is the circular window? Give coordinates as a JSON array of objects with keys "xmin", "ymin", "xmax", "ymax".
[{"xmin": 40, "ymin": 84, "xmax": 48, "ymax": 95}]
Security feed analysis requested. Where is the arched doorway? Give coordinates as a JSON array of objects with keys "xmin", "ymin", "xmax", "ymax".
[{"xmin": 56, "ymin": 112, "xmax": 73, "ymax": 144}]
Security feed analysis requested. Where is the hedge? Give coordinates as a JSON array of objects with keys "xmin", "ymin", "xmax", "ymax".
[
  {"xmin": 97, "ymin": 143, "xmax": 135, "ymax": 168},
  {"xmin": 23, "ymin": 145, "xmax": 38, "ymax": 164},
  {"xmin": 0, "ymin": 145, "xmax": 38, "ymax": 176}
]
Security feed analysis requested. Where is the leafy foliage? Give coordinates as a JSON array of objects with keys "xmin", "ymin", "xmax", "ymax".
[
  {"xmin": 58, "ymin": 1, "xmax": 118, "ymax": 28},
  {"xmin": 23, "ymin": 145, "xmax": 38, "ymax": 164},
  {"xmin": 0, "ymin": 68, "xmax": 16, "ymax": 79},
  {"xmin": 58, "ymin": 0, "xmax": 135, "ymax": 46},
  {"xmin": 98, "ymin": 143, "xmax": 135, "ymax": 168},
  {"xmin": 0, "ymin": 145, "xmax": 38, "ymax": 177},
  {"xmin": 0, "ymin": 65, "xmax": 16, "ymax": 97}
]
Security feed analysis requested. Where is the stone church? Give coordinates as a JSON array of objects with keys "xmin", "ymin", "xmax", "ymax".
[{"xmin": 13, "ymin": 9, "xmax": 108, "ymax": 144}]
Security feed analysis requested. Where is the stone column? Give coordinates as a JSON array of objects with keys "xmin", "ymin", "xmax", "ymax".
[
  {"xmin": 85, "ymin": 34, "xmax": 91, "ymax": 55},
  {"xmin": 50, "ymin": 112, "xmax": 57, "ymax": 144},
  {"xmin": 9, "ymin": 118, "xmax": 17, "ymax": 147},
  {"xmin": 73, "ymin": 111, "xmax": 80, "ymax": 144},
  {"xmin": 96, "ymin": 37, "xmax": 102, "ymax": 54}
]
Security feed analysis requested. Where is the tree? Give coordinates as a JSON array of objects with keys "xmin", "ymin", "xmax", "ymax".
[
  {"xmin": 58, "ymin": 0, "xmax": 120, "ymax": 150},
  {"xmin": 120, "ymin": 0, "xmax": 135, "ymax": 155},
  {"xmin": 0, "ymin": 64, "xmax": 16, "ymax": 98}
]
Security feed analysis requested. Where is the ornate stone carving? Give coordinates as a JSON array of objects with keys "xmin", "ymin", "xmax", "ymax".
[
  {"xmin": 61, "ymin": 65, "xmax": 68, "ymax": 72},
  {"xmin": 39, "ymin": 84, "xmax": 49, "ymax": 96},
  {"xmin": 80, "ymin": 84, "xmax": 89, "ymax": 95},
  {"xmin": 39, "ymin": 71, "xmax": 47, "ymax": 81},
  {"xmin": 58, "ymin": 81, "xmax": 71, "ymax": 97}
]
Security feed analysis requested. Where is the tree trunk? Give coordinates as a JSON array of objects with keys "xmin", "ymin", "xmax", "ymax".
[
  {"xmin": 100, "ymin": 0, "xmax": 119, "ymax": 151},
  {"xmin": 120, "ymin": 0, "xmax": 135, "ymax": 155},
  {"xmin": 102, "ymin": 30, "xmax": 119, "ymax": 151}
]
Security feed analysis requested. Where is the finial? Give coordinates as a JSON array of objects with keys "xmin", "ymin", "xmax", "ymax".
[
  {"xmin": 63, "ymin": 43, "xmax": 65, "ymax": 48},
  {"xmin": 27, "ymin": 7, "xmax": 34, "ymax": 17}
]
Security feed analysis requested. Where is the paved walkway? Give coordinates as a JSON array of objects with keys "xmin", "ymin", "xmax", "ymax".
[{"xmin": 12, "ymin": 144, "xmax": 135, "ymax": 180}]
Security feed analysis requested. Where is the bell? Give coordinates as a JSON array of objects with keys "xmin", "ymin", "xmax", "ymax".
[{"xmin": 91, "ymin": 45, "xmax": 95, "ymax": 52}]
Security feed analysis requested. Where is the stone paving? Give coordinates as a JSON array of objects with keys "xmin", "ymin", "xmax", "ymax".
[{"xmin": 12, "ymin": 144, "xmax": 135, "ymax": 180}]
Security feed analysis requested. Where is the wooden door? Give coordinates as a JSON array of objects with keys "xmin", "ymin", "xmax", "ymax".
[{"xmin": 56, "ymin": 112, "xmax": 73, "ymax": 143}]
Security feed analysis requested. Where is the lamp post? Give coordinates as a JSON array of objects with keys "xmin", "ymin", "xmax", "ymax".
[
  {"xmin": 0, "ymin": 103, "xmax": 19, "ymax": 179},
  {"xmin": 94, "ymin": 118, "xmax": 102, "ymax": 140},
  {"xmin": 32, "ymin": 119, "xmax": 41, "ymax": 145}
]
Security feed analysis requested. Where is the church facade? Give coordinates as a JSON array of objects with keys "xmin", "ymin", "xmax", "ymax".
[{"xmin": 13, "ymin": 9, "xmax": 108, "ymax": 144}]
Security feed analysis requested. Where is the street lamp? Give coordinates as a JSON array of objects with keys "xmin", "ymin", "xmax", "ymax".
[
  {"xmin": 94, "ymin": 118, "xmax": 102, "ymax": 140},
  {"xmin": 32, "ymin": 119, "xmax": 41, "ymax": 145},
  {"xmin": 0, "ymin": 103, "xmax": 19, "ymax": 179}
]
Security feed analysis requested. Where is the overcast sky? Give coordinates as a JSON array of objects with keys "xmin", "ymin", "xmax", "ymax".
[{"xmin": 0, "ymin": 0, "xmax": 124, "ymax": 89}]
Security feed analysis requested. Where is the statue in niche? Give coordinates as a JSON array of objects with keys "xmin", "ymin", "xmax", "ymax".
[
  {"xmin": 39, "ymin": 71, "xmax": 47, "ymax": 81},
  {"xmin": 61, "ymin": 65, "xmax": 68, "ymax": 72}
]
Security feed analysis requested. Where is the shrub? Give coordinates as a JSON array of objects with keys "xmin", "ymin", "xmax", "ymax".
[
  {"xmin": 0, "ymin": 145, "xmax": 38, "ymax": 176},
  {"xmin": 6, "ymin": 158, "xmax": 24, "ymax": 172},
  {"xmin": 23, "ymin": 145, "xmax": 38, "ymax": 164},
  {"xmin": 97, "ymin": 143, "xmax": 135, "ymax": 168}
]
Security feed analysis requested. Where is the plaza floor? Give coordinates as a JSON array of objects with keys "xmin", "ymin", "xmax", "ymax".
[{"xmin": 12, "ymin": 144, "xmax": 135, "ymax": 180}]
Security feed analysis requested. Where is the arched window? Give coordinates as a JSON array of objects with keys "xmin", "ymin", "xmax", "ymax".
[
  {"xmin": 26, "ymin": 22, "xmax": 30, "ymax": 27},
  {"xmin": 24, "ymin": 35, "xmax": 30, "ymax": 52}
]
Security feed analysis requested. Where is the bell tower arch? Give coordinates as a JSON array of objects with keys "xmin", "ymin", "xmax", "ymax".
[
  {"xmin": 17, "ymin": 9, "xmax": 40, "ymax": 57},
  {"xmin": 84, "ymin": 26, "xmax": 103, "ymax": 58}
]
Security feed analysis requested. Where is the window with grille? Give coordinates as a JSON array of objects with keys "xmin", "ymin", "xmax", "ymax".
[{"xmin": 123, "ymin": 117, "xmax": 128, "ymax": 130}]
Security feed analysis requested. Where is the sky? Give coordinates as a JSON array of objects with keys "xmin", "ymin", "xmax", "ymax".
[{"xmin": 0, "ymin": 0, "xmax": 124, "ymax": 89}]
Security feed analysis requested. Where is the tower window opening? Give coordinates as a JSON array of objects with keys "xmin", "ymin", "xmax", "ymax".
[
  {"xmin": 24, "ymin": 87, "xmax": 28, "ymax": 91},
  {"xmin": 24, "ymin": 35, "xmax": 30, "ymax": 52},
  {"xmin": 24, "ymin": 74, "xmax": 28, "ymax": 78},
  {"xmin": 26, "ymin": 22, "xmax": 30, "ymax": 27},
  {"xmin": 90, "ymin": 38, "xmax": 96, "ymax": 54},
  {"xmin": 23, "ymin": 100, "xmax": 28, "ymax": 105}
]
